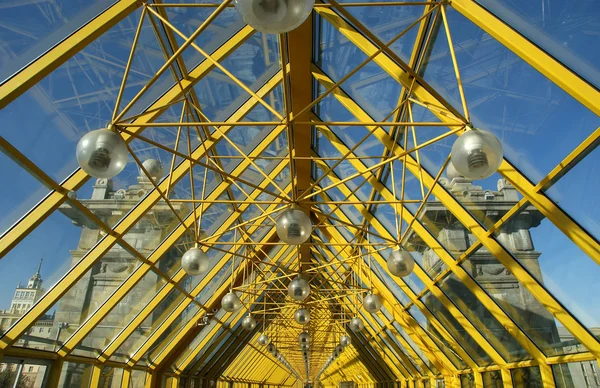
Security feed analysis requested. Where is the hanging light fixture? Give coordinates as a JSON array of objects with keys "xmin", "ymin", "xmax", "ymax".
[
  {"xmin": 298, "ymin": 331, "xmax": 310, "ymax": 350},
  {"xmin": 276, "ymin": 208, "xmax": 312, "ymax": 245},
  {"xmin": 257, "ymin": 333, "xmax": 270, "ymax": 345},
  {"xmin": 340, "ymin": 335, "xmax": 351, "ymax": 347},
  {"xmin": 294, "ymin": 308, "xmax": 310, "ymax": 325},
  {"xmin": 267, "ymin": 343, "xmax": 276, "ymax": 354},
  {"xmin": 287, "ymin": 276, "xmax": 310, "ymax": 301},
  {"xmin": 181, "ymin": 246, "xmax": 209, "ymax": 276},
  {"xmin": 76, "ymin": 125, "xmax": 128, "ymax": 178},
  {"xmin": 387, "ymin": 248, "xmax": 415, "ymax": 278},
  {"xmin": 233, "ymin": 0, "xmax": 315, "ymax": 34},
  {"xmin": 221, "ymin": 292, "xmax": 242, "ymax": 312},
  {"xmin": 363, "ymin": 292, "xmax": 382, "ymax": 314},
  {"xmin": 450, "ymin": 127, "xmax": 503, "ymax": 180},
  {"xmin": 349, "ymin": 317, "xmax": 364, "ymax": 332},
  {"xmin": 241, "ymin": 315, "xmax": 257, "ymax": 330}
]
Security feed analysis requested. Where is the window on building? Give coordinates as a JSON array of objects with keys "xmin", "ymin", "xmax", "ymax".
[
  {"xmin": 28, "ymin": 366, "xmax": 34, "ymax": 372},
  {"xmin": 38, "ymin": 327, "xmax": 43, "ymax": 333}
]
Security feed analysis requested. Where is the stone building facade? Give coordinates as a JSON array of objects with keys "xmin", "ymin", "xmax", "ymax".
[
  {"xmin": 54, "ymin": 161, "xmax": 188, "ymax": 387},
  {"xmin": 409, "ymin": 172, "xmax": 573, "ymax": 386},
  {"xmin": 0, "ymin": 261, "xmax": 54, "ymax": 388}
]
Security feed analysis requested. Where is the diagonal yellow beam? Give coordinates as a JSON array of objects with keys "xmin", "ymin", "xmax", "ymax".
[
  {"xmin": 314, "ymin": 216, "xmax": 454, "ymax": 377},
  {"xmin": 174, "ymin": 245, "xmax": 296, "ymax": 374},
  {"xmin": 0, "ymin": 101, "xmax": 284, "ymax": 356},
  {"xmin": 310, "ymin": 246, "xmax": 418, "ymax": 379},
  {"xmin": 314, "ymin": 66, "xmax": 600, "ymax": 369},
  {"xmin": 315, "ymin": 5, "xmax": 600, "ymax": 271},
  {"xmin": 0, "ymin": 25, "xmax": 255, "ymax": 264},
  {"xmin": 450, "ymin": 0, "xmax": 600, "ymax": 117},
  {"xmin": 312, "ymin": 157, "xmax": 504, "ymax": 369},
  {"xmin": 97, "ymin": 160, "xmax": 289, "ymax": 364},
  {"xmin": 59, "ymin": 125, "xmax": 287, "ymax": 357},
  {"xmin": 0, "ymin": 0, "xmax": 141, "ymax": 110},
  {"xmin": 131, "ymin": 203, "xmax": 288, "ymax": 368}
]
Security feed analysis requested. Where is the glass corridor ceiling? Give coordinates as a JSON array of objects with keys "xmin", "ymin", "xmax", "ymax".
[{"xmin": 0, "ymin": 0, "xmax": 599, "ymax": 387}]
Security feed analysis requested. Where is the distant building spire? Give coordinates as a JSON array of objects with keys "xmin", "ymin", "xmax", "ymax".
[{"xmin": 27, "ymin": 257, "xmax": 43, "ymax": 290}]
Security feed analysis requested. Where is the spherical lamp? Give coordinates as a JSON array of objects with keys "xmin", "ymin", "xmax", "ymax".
[
  {"xmin": 294, "ymin": 308, "xmax": 310, "ymax": 325},
  {"xmin": 267, "ymin": 343, "xmax": 276, "ymax": 354},
  {"xmin": 241, "ymin": 315, "xmax": 257, "ymax": 330},
  {"xmin": 335, "ymin": 344, "xmax": 344, "ymax": 354},
  {"xmin": 450, "ymin": 128, "xmax": 503, "ymax": 180},
  {"xmin": 288, "ymin": 277, "xmax": 310, "ymax": 301},
  {"xmin": 340, "ymin": 335, "xmax": 351, "ymax": 347},
  {"xmin": 363, "ymin": 293, "xmax": 382, "ymax": 313},
  {"xmin": 349, "ymin": 317, "xmax": 364, "ymax": 332},
  {"xmin": 258, "ymin": 334, "xmax": 270, "ymax": 345},
  {"xmin": 141, "ymin": 159, "xmax": 164, "ymax": 180},
  {"xmin": 221, "ymin": 292, "xmax": 242, "ymax": 312},
  {"xmin": 387, "ymin": 249, "xmax": 415, "ymax": 278},
  {"xmin": 181, "ymin": 247, "xmax": 209, "ymax": 276},
  {"xmin": 298, "ymin": 331, "xmax": 310, "ymax": 349},
  {"xmin": 233, "ymin": 0, "xmax": 315, "ymax": 34},
  {"xmin": 446, "ymin": 162, "xmax": 462, "ymax": 181},
  {"xmin": 76, "ymin": 127, "xmax": 128, "ymax": 178},
  {"xmin": 276, "ymin": 208, "xmax": 312, "ymax": 245}
]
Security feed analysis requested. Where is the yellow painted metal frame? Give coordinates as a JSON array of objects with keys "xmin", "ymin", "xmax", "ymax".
[{"xmin": 1, "ymin": 0, "xmax": 600, "ymax": 386}]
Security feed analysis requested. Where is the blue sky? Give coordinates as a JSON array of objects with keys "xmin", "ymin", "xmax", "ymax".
[{"xmin": 0, "ymin": 0, "xmax": 599, "ymax": 351}]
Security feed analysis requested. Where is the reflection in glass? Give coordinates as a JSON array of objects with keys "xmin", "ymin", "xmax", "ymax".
[
  {"xmin": 482, "ymin": 370, "xmax": 502, "ymax": 388},
  {"xmin": 421, "ymin": 290, "xmax": 492, "ymax": 367},
  {"xmin": 494, "ymin": 203, "xmax": 600, "ymax": 354},
  {"xmin": 511, "ymin": 366, "xmax": 542, "ymax": 388}
]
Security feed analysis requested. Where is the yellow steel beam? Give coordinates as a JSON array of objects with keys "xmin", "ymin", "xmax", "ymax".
[
  {"xmin": 175, "ymin": 246, "xmax": 296, "ymax": 374},
  {"xmin": 0, "ymin": 24, "xmax": 255, "ymax": 263},
  {"xmin": 0, "ymin": 0, "xmax": 140, "ymax": 110},
  {"xmin": 310, "ymin": 95, "xmax": 572, "ymax": 386},
  {"xmin": 311, "ymin": 68, "xmax": 594, "ymax": 369},
  {"xmin": 313, "ymin": 214, "xmax": 454, "ymax": 377},
  {"xmin": 130, "ymin": 205, "xmax": 286, "ymax": 367},
  {"xmin": 450, "ymin": 0, "xmax": 600, "ymax": 117},
  {"xmin": 60, "ymin": 127, "xmax": 286, "ymax": 356},
  {"xmin": 90, "ymin": 365, "xmax": 102, "ymax": 388},
  {"xmin": 312, "ymin": 255, "xmax": 416, "ymax": 379},
  {"xmin": 312, "ymin": 157, "xmax": 495, "ymax": 369},
  {"xmin": 315, "ymin": 4, "xmax": 600, "ymax": 272},
  {"xmin": 285, "ymin": 14, "xmax": 313, "ymax": 267},
  {"xmin": 1, "ymin": 75, "xmax": 283, "ymax": 355}
]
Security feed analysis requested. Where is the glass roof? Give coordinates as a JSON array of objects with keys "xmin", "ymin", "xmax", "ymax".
[{"xmin": 1, "ymin": 0, "xmax": 600, "ymax": 387}]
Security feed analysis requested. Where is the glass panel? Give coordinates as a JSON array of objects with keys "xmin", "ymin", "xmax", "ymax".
[
  {"xmin": 475, "ymin": 0, "xmax": 600, "ymax": 88},
  {"xmin": 544, "ymin": 143, "xmax": 600, "ymax": 242},
  {"xmin": 130, "ymin": 370, "xmax": 147, "ymax": 388},
  {"xmin": 0, "ymin": 9, "xmax": 155, "ymax": 185},
  {"xmin": 482, "ymin": 370, "xmax": 502, "ymax": 388},
  {"xmin": 0, "ymin": 153, "xmax": 50, "ymax": 236},
  {"xmin": 99, "ymin": 366, "xmax": 124, "ymax": 388},
  {"xmin": 419, "ymin": 7, "xmax": 600, "ymax": 183},
  {"xmin": 421, "ymin": 290, "xmax": 492, "ymax": 366},
  {"xmin": 73, "ymin": 270, "xmax": 168, "ymax": 358},
  {"xmin": 438, "ymin": 272, "xmax": 529, "ymax": 362},
  {"xmin": 553, "ymin": 361, "xmax": 598, "ymax": 388},
  {"xmin": 0, "ymin": 361, "xmax": 46, "ymax": 388},
  {"xmin": 316, "ymin": 14, "xmax": 406, "ymax": 122},
  {"xmin": 0, "ymin": 1, "xmax": 115, "ymax": 82},
  {"xmin": 511, "ymin": 366, "xmax": 542, "ymax": 388},
  {"xmin": 494, "ymin": 203, "xmax": 600, "ymax": 353},
  {"xmin": 0, "ymin": 210, "xmax": 82, "ymax": 348},
  {"xmin": 58, "ymin": 362, "xmax": 93, "ymax": 388},
  {"xmin": 460, "ymin": 374, "xmax": 474, "ymax": 388}
]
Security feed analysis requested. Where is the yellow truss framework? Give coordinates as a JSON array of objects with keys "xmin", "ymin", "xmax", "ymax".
[{"xmin": 0, "ymin": 0, "xmax": 599, "ymax": 388}]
